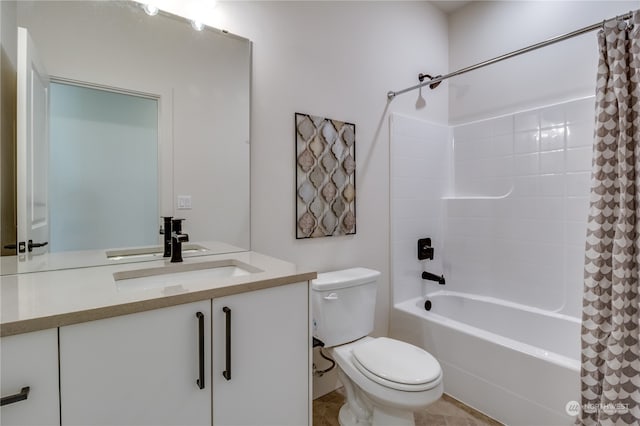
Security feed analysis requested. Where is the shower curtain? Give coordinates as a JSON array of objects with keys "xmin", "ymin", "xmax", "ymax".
[{"xmin": 579, "ymin": 10, "xmax": 640, "ymax": 426}]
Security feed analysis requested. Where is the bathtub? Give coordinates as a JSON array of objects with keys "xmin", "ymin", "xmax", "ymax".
[{"xmin": 392, "ymin": 291, "xmax": 581, "ymax": 425}]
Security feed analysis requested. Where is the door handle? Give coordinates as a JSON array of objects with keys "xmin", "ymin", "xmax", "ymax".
[
  {"xmin": 222, "ymin": 306, "xmax": 231, "ymax": 381},
  {"xmin": 2, "ymin": 241, "xmax": 41, "ymax": 254},
  {"xmin": 27, "ymin": 240, "xmax": 48, "ymax": 252},
  {"xmin": 1, "ymin": 386, "xmax": 30, "ymax": 406},
  {"xmin": 196, "ymin": 312, "xmax": 205, "ymax": 389}
]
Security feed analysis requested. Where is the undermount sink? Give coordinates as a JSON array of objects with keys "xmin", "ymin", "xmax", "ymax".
[
  {"xmin": 106, "ymin": 244, "xmax": 210, "ymax": 260},
  {"xmin": 113, "ymin": 259, "xmax": 262, "ymax": 292}
]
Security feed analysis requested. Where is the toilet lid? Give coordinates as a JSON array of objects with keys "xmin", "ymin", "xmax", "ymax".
[{"xmin": 351, "ymin": 337, "xmax": 441, "ymax": 388}]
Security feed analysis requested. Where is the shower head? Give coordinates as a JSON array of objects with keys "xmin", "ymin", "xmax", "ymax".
[{"xmin": 418, "ymin": 73, "xmax": 443, "ymax": 90}]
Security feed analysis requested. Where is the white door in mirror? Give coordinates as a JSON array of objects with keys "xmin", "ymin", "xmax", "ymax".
[{"xmin": 16, "ymin": 27, "xmax": 49, "ymax": 255}]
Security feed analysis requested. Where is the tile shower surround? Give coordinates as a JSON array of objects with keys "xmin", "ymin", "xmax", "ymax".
[
  {"xmin": 391, "ymin": 97, "xmax": 594, "ymax": 318},
  {"xmin": 391, "ymin": 114, "xmax": 449, "ymax": 305}
]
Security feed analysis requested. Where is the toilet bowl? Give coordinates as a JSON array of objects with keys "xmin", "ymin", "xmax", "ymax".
[
  {"xmin": 331, "ymin": 336, "xmax": 443, "ymax": 426},
  {"xmin": 312, "ymin": 268, "xmax": 443, "ymax": 426}
]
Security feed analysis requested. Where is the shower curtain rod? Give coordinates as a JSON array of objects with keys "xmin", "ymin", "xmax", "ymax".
[{"xmin": 386, "ymin": 11, "xmax": 635, "ymax": 100}]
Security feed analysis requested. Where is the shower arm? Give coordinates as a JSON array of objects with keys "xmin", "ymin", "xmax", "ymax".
[{"xmin": 387, "ymin": 10, "xmax": 635, "ymax": 100}]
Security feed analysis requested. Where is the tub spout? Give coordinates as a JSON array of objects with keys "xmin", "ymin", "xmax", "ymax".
[{"xmin": 422, "ymin": 271, "xmax": 445, "ymax": 285}]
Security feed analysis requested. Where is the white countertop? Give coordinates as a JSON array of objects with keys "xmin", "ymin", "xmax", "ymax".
[{"xmin": 0, "ymin": 249, "xmax": 316, "ymax": 337}]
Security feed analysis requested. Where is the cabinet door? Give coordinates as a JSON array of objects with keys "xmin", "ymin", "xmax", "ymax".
[
  {"xmin": 59, "ymin": 301, "xmax": 211, "ymax": 426},
  {"xmin": 1, "ymin": 329, "xmax": 59, "ymax": 426},
  {"xmin": 212, "ymin": 282, "xmax": 309, "ymax": 426}
]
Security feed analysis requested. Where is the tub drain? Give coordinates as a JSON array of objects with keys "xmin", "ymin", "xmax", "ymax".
[{"xmin": 424, "ymin": 300, "xmax": 432, "ymax": 311}]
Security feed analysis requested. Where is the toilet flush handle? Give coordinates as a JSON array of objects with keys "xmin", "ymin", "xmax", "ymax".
[{"xmin": 324, "ymin": 293, "xmax": 339, "ymax": 300}]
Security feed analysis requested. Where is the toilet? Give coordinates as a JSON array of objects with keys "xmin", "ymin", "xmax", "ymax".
[{"xmin": 312, "ymin": 268, "xmax": 443, "ymax": 426}]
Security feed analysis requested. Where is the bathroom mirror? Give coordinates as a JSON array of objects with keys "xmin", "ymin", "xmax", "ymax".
[{"xmin": 1, "ymin": 1, "xmax": 251, "ymax": 274}]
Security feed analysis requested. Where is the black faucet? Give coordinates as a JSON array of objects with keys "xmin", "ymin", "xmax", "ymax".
[
  {"xmin": 159, "ymin": 216, "xmax": 173, "ymax": 257},
  {"xmin": 170, "ymin": 218, "xmax": 189, "ymax": 263},
  {"xmin": 422, "ymin": 271, "xmax": 445, "ymax": 285}
]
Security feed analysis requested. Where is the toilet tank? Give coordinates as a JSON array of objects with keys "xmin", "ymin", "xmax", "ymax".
[{"xmin": 311, "ymin": 267, "xmax": 381, "ymax": 347}]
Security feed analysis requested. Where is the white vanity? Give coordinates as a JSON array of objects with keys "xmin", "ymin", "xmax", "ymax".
[{"xmin": 0, "ymin": 249, "xmax": 316, "ymax": 426}]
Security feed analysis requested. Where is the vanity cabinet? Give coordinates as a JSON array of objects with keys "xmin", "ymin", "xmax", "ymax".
[
  {"xmin": 45, "ymin": 281, "xmax": 309, "ymax": 426},
  {"xmin": 211, "ymin": 281, "xmax": 309, "ymax": 426},
  {"xmin": 59, "ymin": 300, "xmax": 212, "ymax": 426},
  {"xmin": 0, "ymin": 329, "xmax": 60, "ymax": 426}
]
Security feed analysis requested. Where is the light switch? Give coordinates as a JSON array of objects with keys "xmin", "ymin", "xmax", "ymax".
[{"xmin": 177, "ymin": 195, "xmax": 192, "ymax": 210}]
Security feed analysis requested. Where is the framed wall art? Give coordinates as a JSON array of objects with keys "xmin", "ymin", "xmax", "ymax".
[{"xmin": 295, "ymin": 113, "xmax": 356, "ymax": 239}]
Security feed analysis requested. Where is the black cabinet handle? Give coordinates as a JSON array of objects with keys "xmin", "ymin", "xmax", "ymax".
[
  {"xmin": 196, "ymin": 312, "xmax": 205, "ymax": 389},
  {"xmin": 222, "ymin": 306, "xmax": 231, "ymax": 381},
  {"xmin": 1, "ymin": 386, "xmax": 30, "ymax": 406}
]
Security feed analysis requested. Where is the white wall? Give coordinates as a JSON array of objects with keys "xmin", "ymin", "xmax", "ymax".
[
  {"xmin": 448, "ymin": 1, "xmax": 638, "ymax": 123},
  {"xmin": 213, "ymin": 1, "xmax": 450, "ymax": 397}
]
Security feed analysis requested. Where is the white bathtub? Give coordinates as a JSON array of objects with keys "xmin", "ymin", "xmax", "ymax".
[{"xmin": 392, "ymin": 291, "xmax": 581, "ymax": 425}]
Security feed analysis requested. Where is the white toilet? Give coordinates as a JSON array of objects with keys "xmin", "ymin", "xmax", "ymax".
[{"xmin": 312, "ymin": 268, "xmax": 443, "ymax": 426}]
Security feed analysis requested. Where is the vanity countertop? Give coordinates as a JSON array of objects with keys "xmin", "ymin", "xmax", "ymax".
[{"xmin": 0, "ymin": 250, "xmax": 316, "ymax": 337}]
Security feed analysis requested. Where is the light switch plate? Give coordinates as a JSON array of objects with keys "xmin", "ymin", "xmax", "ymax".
[{"xmin": 177, "ymin": 195, "xmax": 192, "ymax": 210}]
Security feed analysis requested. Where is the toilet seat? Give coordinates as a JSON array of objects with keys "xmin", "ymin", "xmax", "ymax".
[{"xmin": 351, "ymin": 337, "xmax": 441, "ymax": 392}]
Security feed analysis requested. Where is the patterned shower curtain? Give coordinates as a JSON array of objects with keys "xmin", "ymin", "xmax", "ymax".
[{"xmin": 579, "ymin": 10, "xmax": 640, "ymax": 426}]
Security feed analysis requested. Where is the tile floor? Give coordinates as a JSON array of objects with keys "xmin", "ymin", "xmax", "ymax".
[{"xmin": 313, "ymin": 388, "xmax": 503, "ymax": 426}]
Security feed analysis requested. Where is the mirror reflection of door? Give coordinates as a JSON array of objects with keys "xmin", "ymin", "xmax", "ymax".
[
  {"xmin": 14, "ymin": 27, "xmax": 49, "ymax": 256},
  {"xmin": 49, "ymin": 82, "xmax": 159, "ymax": 252}
]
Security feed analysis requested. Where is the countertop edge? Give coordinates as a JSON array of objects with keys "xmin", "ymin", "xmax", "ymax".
[{"xmin": 1, "ymin": 271, "xmax": 317, "ymax": 337}]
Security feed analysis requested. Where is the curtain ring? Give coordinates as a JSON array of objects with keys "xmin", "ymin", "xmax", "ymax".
[{"xmin": 623, "ymin": 11, "xmax": 634, "ymax": 31}]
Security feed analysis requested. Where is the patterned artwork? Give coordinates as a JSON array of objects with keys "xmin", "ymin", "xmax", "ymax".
[{"xmin": 295, "ymin": 113, "xmax": 356, "ymax": 239}]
